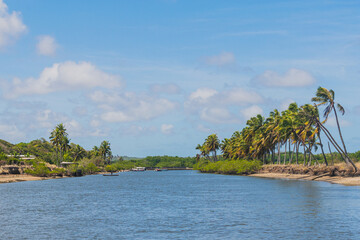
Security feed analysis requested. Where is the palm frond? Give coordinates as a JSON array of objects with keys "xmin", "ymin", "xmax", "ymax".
[{"xmin": 337, "ymin": 103, "xmax": 345, "ymax": 115}]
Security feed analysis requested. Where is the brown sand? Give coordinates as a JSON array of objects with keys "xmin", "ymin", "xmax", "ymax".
[
  {"xmin": 0, "ymin": 174, "xmax": 65, "ymax": 184},
  {"xmin": 249, "ymin": 172, "xmax": 360, "ymax": 186}
]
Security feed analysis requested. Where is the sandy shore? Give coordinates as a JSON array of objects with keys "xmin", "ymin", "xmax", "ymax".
[
  {"xmin": 249, "ymin": 172, "xmax": 360, "ymax": 186},
  {"xmin": 0, "ymin": 174, "xmax": 66, "ymax": 184}
]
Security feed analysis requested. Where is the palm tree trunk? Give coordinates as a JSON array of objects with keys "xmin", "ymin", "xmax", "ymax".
[
  {"xmin": 277, "ymin": 142, "xmax": 281, "ymax": 164},
  {"xmin": 307, "ymin": 143, "xmax": 312, "ymax": 166},
  {"xmin": 317, "ymin": 119, "xmax": 357, "ymax": 171},
  {"xmin": 283, "ymin": 141, "xmax": 287, "ymax": 165},
  {"xmin": 328, "ymin": 142, "xmax": 334, "ymax": 165},
  {"xmin": 296, "ymin": 142, "xmax": 299, "ymax": 165},
  {"xmin": 317, "ymin": 127, "xmax": 328, "ymax": 166},
  {"xmin": 303, "ymin": 144, "xmax": 306, "ymax": 166},
  {"xmin": 289, "ymin": 143, "xmax": 296, "ymax": 164},
  {"xmin": 333, "ymin": 107, "xmax": 348, "ymax": 154}
]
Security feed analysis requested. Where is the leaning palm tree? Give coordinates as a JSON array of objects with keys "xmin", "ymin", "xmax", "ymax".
[
  {"xmin": 311, "ymin": 87, "xmax": 347, "ymax": 154},
  {"xmin": 312, "ymin": 87, "xmax": 357, "ymax": 171}
]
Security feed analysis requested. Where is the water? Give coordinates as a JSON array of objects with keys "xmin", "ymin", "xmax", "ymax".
[{"xmin": 0, "ymin": 171, "xmax": 359, "ymax": 239}]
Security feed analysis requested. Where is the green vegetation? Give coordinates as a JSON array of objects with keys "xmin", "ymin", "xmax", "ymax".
[
  {"xmin": 108, "ymin": 156, "xmax": 196, "ymax": 171},
  {"xmin": 197, "ymin": 87, "xmax": 360, "ymax": 174},
  {"xmin": 194, "ymin": 160, "xmax": 262, "ymax": 175}
]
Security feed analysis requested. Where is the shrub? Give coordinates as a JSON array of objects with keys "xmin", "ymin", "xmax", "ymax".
[
  {"xmin": 84, "ymin": 162, "xmax": 100, "ymax": 174},
  {"xmin": 105, "ymin": 165, "xmax": 117, "ymax": 173},
  {"xmin": 50, "ymin": 168, "xmax": 66, "ymax": 177},
  {"xmin": 25, "ymin": 163, "xmax": 50, "ymax": 177},
  {"xmin": 196, "ymin": 159, "xmax": 262, "ymax": 175}
]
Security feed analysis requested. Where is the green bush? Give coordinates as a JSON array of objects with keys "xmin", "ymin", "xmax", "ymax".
[
  {"xmin": 105, "ymin": 165, "xmax": 117, "ymax": 172},
  {"xmin": 25, "ymin": 163, "xmax": 50, "ymax": 177},
  {"xmin": 50, "ymin": 168, "xmax": 66, "ymax": 176},
  {"xmin": 195, "ymin": 159, "xmax": 262, "ymax": 175},
  {"xmin": 84, "ymin": 162, "xmax": 100, "ymax": 174}
]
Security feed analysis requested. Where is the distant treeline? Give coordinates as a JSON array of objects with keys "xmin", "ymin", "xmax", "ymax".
[{"xmin": 110, "ymin": 156, "xmax": 196, "ymax": 170}]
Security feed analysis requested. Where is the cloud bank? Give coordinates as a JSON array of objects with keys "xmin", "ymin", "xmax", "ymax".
[
  {"xmin": 5, "ymin": 61, "xmax": 123, "ymax": 98},
  {"xmin": 252, "ymin": 68, "xmax": 315, "ymax": 87},
  {"xmin": 0, "ymin": 0, "xmax": 26, "ymax": 48}
]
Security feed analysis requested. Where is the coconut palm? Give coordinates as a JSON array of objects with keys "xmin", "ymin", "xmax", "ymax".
[
  {"xmin": 99, "ymin": 141, "xmax": 112, "ymax": 164},
  {"xmin": 71, "ymin": 144, "xmax": 86, "ymax": 162},
  {"xmin": 311, "ymin": 87, "xmax": 347, "ymax": 153},
  {"xmin": 205, "ymin": 134, "xmax": 220, "ymax": 162},
  {"xmin": 49, "ymin": 123, "xmax": 68, "ymax": 166},
  {"xmin": 311, "ymin": 88, "xmax": 356, "ymax": 171}
]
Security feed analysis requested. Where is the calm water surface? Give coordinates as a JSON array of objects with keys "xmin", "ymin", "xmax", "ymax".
[{"xmin": 0, "ymin": 170, "xmax": 359, "ymax": 239}]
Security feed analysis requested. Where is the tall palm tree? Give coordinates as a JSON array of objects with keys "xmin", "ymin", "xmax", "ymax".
[
  {"xmin": 49, "ymin": 123, "xmax": 68, "ymax": 166},
  {"xmin": 311, "ymin": 87, "xmax": 347, "ymax": 154},
  {"xmin": 99, "ymin": 141, "xmax": 112, "ymax": 164},
  {"xmin": 312, "ymin": 87, "xmax": 357, "ymax": 171},
  {"xmin": 205, "ymin": 134, "xmax": 220, "ymax": 162}
]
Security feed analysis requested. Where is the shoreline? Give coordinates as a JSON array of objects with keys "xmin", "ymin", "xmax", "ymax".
[
  {"xmin": 0, "ymin": 174, "xmax": 67, "ymax": 184},
  {"xmin": 249, "ymin": 172, "xmax": 360, "ymax": 186},
  {"xmin": 2, "ymin": 171, "xmax": 360, "ymax": 186}
]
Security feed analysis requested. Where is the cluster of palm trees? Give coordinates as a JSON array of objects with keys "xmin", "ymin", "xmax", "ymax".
[
  {"xmin": 196, "ymin": 134, "xmax": 220, "ymax": 162},
  {"xmin": 196, "ymin": 87, "xmax": 357, "ymax": 172},
  {"xmin": 91, "ymin": 141, "xmax": 112, "ymax": 164},
  {"xmin": 49, "ymin": 123, "xmax": 112, "ymax": 166}
]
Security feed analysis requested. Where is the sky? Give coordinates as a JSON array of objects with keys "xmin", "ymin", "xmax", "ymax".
[{"xmin": 0, "ymin": 0, "xmax": 359, "ymax": 157}]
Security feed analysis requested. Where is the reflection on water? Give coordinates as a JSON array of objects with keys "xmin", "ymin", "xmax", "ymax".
[{"xmin": 0, "ymin": 171, "xmax": 359, "ymax": 239}]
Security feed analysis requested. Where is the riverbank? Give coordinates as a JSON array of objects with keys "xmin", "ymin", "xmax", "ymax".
[
  {"xmin": 248, "ymin": 163, "xmax": 360, "ymax": 186},
  {"xmin": 249, "ymin": 172, "xmax": 360, "ymax": 186},
  {"xmin": 0, "ymin": 174, "xmax": 67, "ymax": 184}
]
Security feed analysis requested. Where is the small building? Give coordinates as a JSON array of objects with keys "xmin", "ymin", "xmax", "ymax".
[{"xmin": 6, "ymin": 155, "xmax": 36, "ymax": 160}]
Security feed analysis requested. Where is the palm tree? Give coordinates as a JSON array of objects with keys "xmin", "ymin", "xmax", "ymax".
[
  {"xmin": 312, "ymin": 87, "xmax": 357, "ymax": 171},
  {"xmin": 99, "ymin": 141, "xmax": 112, "ymax": 164},
  {"xmin": 205, "ymin": 134, "xmax": 220, "ymax": 162},
  {"xmin": 49, "ymin": 123, "xmax": 68, "ymax": 166},
  {"xmin": 71, "ymin": 144, "xmax": 86, "ymax": 162},
  {"xmin": 311, "ymin": 87, "xmax": 347, "ymax": 154}
]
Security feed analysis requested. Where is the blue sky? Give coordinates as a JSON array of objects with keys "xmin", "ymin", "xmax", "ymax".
[{"xmin": 0, "ymin": 0, "xmax": 359, "ymax": 156}]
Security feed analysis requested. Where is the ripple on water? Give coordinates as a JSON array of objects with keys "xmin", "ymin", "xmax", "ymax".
[{"xmin": 0, "ymin": 171, "xmax": 359, "ymax": 239}]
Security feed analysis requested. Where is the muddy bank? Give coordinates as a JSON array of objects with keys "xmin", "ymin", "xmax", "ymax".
[
  {"xmin": 250, "ymin": 164, "xmax": 360, "ymax": 186},
  {"xmin": 0, "ymin": 174, "xmax": 67, "ymax": 184}
]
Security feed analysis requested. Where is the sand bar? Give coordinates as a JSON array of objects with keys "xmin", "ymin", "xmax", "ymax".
[{"xmin": 249, "ymin": 172, "xmax": 360, "ymax": 186}]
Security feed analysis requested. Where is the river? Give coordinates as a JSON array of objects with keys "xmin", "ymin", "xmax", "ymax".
[{"xmin": 0, "ymin": 170, "xmax": 359, "ymax": 239}]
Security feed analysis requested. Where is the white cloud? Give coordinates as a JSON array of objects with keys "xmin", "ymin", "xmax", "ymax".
[
  {"xmin": 204, "ymin": 52, "xmax": 236, "ymax": 67},
  {"xmin": 222, "ymin": 88, "xmax": 263, "ymax": 105},
  {"xmin": 0, "ymin": 123, "xmax": 25, "ymax": 141},
  {"xmin": 280, "ymin": 98, "xmax": 296, "ymax": 111},
  {"xmin": 252, "ymin": 68, "xmax": 315, "ymax": 87},
  {"xmin": 185, "ymin": 87, "xmax": 263, "ymax": 124},
  {"xmin": 0, "ymin": 0, "xmax": 26, "ymax": 48},
  {"xmin": 122, "ymin": 125, "xmax": 157, "ymax": 136},
  {"xmin": 90, "ymin": 91, "xmax": 177, "ymax": 122},
  {"xmin": 200, "ymin": 107, "xmax": 237, "ymax": 124},
  {"xmin": 197, "ymin": 124, "xmax": 211, "ymax": 133},
  {"xmin": 5, "ymin": 61, "xmax": 123, "ymax": 98},
  {"xmin": 326, "ymin": 117, "xmax": 351, "ymax": 127},
  {"xmin": 36, "ymin": 35, "xmax": 57, "ymax": 56},
  {"xmin": 150, "ymin": 83, "xmax": 181, "ymax": 94},
  {"xmin": 185, "ymin": 87, "xmax": 262, "ymax": 113},
  {"xmin": 161, "ymin": 124, "xmax": 174, "ymax": 134},
  {"xmin": 241, "ymin": 105, "xmax": 264, "ymax": 120},
  {"xmin": 188, "ymin": 87, "xmax": 218, "ymax": 103}
]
